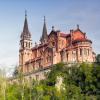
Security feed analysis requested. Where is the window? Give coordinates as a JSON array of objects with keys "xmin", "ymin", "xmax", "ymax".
[
  {"xmin": 29, "ymin": 42, "xmax": 30, "ymax": 48},
  {"xmin": 52, "ymin": 42, "xmax": 55, "ymax": 46},
  {"xmin": 84, "ymin": 49, "xmax": 86, "ymax": 55},
  {"xmin": 36, "ymin": 75, "xmax": 39, "ymax": 80},
  {"xmin": 46, "ymin": 56, "xmax": 48, "ymax": 63},
  {"xmin": 34, "ymin": 52, "xmax": 37, "ymax": 57},
  {"xmin": 80, "ymin": 48, "xmax": 82, "ymax": 56},
  {"xmin": 32, "ymin": 63, "xmax": 35, "ymax": 70},
  {"xmin": 88, "ymin": 49, "xmax": 89, "ymax": 56},
  {"xmin": 72, "ymin": 51, "xmax": 76, "ymax": 62},
  {"xmin": 66, "ymin": 53, "xmax": 68, "ymax": 61},
  {"xmin": 48, "ymin": 56, "xmax": 52, "ymax": 62},
  {"xmin": 40, "ymin": 50, "xmax": 43, "ymax": 55},
  {"xmin": 38, "ymin": 61, "xmax": 41, "ymax": 68},
  {"xmin": 60, "ymin": 51, "xmax": 63, "ymax": 61},
  {"xmin": 84, "ymin": 48, "xmax": 88, "ymax": 56},
  {"xmin": 27, "ymin": 53, "xmax": 29, "ymax": 56},
  {"xmin": 27, "ymin": 65, "xmax": 29, "ymax": 72},
  {"xmin": 46, "ymin": 56, "xmax": 52, "ymax": 63},
  {"xmin": 62, "ymin": 41, "xmax": 64, "ymax": 46},
  {"xmin": 26, "ymin": 42, "xmax": 28, "ymax": 47}
]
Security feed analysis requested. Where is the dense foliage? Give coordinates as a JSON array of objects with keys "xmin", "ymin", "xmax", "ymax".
[
  {"xmin": 96, "ymin": 54, "xmax": 100, "ymax": 63},
  {"xmin": 0, "ymin": 62, "xmax": 100, "ymax": 100}
]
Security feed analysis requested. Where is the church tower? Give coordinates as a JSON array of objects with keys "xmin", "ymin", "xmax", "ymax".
[
  {"xmin": 19, "ymin": 11, "xmax": 32, "ymax": 73},
  {"xmin": 40, "ymin": 16, "xmax": 48, "ymax": 44}
]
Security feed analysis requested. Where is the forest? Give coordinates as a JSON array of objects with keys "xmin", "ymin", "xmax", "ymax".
[{"xmin": 0, "ymin": 58, "xmax": 100, "ymax": 100}]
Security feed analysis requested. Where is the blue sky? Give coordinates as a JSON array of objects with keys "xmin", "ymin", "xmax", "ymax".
[{"xmin": 0, "ymin": 0, "xmax": 100, "ymax": 70}]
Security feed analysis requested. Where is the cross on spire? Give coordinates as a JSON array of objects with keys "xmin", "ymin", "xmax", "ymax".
[
  {"xmin": 44, "ymin": 16, "xmax": 45, "ymax": 22},
  {"xmin": 77, "ymin": 24, "xmax": 79, "ymax": 29},
  {"xmin": 25, "ymin": 10, "xmax": 27, "ymax": 18}
]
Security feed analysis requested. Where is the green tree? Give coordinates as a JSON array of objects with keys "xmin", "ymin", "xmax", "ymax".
[
  {"xmin": 13, "ymin": 66, "xmax": 19, "ymax": 77},
  {"xmin": 96, "ymin": 54, "xmax": 100, "ymax": 63},
  {"xmin": 0, "ymin": 69, "xmax": 7, "ymax": 100}
]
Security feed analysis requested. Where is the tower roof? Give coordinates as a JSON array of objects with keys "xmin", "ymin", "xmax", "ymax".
[
  {"xmin": 21, "ymin": 11, "xmax": 31, "ymax": 39},
  {"xmin": 40, "ymin": 16, "xmax": 48, "ymax": 43}
]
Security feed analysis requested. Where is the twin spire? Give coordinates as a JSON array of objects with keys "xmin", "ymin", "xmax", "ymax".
[
  {"xmin": 21, "ymin": 11, "xmax": 48, "ymax": 44},
  {"xmin": 40, "ymin": 16, "xmax": 48, "ymax": 43}
]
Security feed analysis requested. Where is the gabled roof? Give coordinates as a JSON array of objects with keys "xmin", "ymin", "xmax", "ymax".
[
  {"xmin": 48, "ymin": 29, "xmax": 57, "ymax": 37},
  {"xmin": 32, "ymin": 43, "xmax": 48, "ymax": 51},
  {"xmin": 25, "ymin": 57, "xmax": 41, "ymax": 64},
  {"xmin": 72, "ymin": 38, "xmax": 92, "ymax": 44},
  {"xmin": 73, "ymin": 28, "xmax": 85, "ymax": 35},
  {"xmin": 59, "ymin": 32, "xmax": 70, "ymax": 37}
]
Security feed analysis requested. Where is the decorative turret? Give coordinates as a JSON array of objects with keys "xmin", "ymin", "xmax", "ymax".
[
  {"xmin": 40, "ymin": 16, "xmax": 48, "ymax": 44},
  {"xmin": 52, "ymin": 26, "xmax": 55, "ymax": 31},
  {"xmin": 77, "ymin": 24, "xmax": 79, "ymax": 30}
]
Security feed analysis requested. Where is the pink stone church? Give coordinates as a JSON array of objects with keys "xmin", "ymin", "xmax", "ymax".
[{"xmin": 19, "ymin": 13, "xmax": 96, "ymax": 74}]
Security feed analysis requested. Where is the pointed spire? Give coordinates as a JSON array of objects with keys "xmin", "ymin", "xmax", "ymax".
[
  {"xmin": 40, "ymin": 16, "xmax": 48, "ymax": 43},
  {"xmin": 77, "ymin": 24, "xmax": 79, "ymax": 29},
  {"xmin": 52, "ymin": 26, "xmax": 55, "ymax": 31},
  {"xmin": 23, "ymin": 10, "xmax": 29, "ymax": 34},
  {"xmin": 21, "ymin": 10, "xmax": 31, "ymax": 39},
  {"xmin": 44, "ymin": 16, "xmax": 46, "ymax": 23},
  {"xmin": 25, "ymin": 10, "xmax": 27, "ymax": 18}
]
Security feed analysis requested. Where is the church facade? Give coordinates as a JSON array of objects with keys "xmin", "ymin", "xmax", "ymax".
[{"xmin": 19, "ymin": 13, "xmax": 96, "ymax": 75}]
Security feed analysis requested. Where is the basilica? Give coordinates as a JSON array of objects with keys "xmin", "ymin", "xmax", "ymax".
[{"xmin": 18, "ymin": 13, "xmax": 96, "ymax": 79}]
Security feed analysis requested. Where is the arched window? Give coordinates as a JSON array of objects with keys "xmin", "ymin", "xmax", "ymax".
[
  {"xmin": 38, "ymin": 61, "xmax": 41, "ymax": 68},
  {"xmin": 72, "ymin": 51, "xmax": 76, "ymax": 62},
  {"xmin": 80, "ymin": 48, "xmax": 82, "ymax": 56},
  {"xmin": 36, "ymin": 75, "xmax": 39, "ymax": 80},
  {"xmin": 27, "ymin": 65, "xmax": 29, "ymax": 72},
  {"xmin": 29, "ymin": 42, "xmax": 30, "ymax": 48},
  {"xmin": 67, "ymin": 53, "xmax": 68, "ymax": 61},
  {"xmin": 88, "ymin": 49, "xmax": 89, "ymax": 56},
  {"xmin": 52, "ymin": 42, "xmax": 55, "ymax": 46},
  {"xmin": 47, "ymin": 56, "xmax": 52, "ymax": 63},
  {"xmin": 60, "ymin": 51, "xmax": 63, "ymax": 62},
  {"xmin": 26, "ymin": 42, "xmax": 28, "ymax": 47}
]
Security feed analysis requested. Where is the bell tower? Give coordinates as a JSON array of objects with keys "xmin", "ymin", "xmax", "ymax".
[{"xmin": 19, "ymin": 11, "xmax": 32, "ymax": 73}]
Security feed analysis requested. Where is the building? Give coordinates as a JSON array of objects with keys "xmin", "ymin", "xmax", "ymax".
[{"xmin": 18, "ymin": 13, "xmax": 96, "ymax": 78}]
